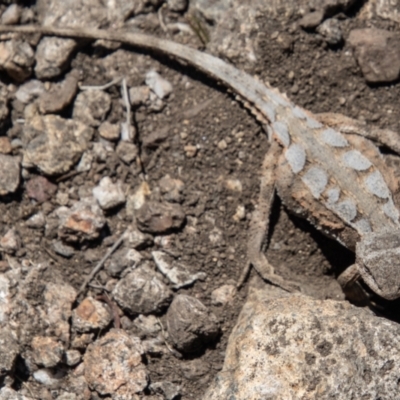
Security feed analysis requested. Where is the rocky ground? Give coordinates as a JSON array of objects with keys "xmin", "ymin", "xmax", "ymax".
[{"xmin": 1, "ymin": 0, "xmax": 400, "ymax": 399}]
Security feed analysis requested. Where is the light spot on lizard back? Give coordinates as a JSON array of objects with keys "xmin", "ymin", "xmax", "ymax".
[
  {"xmin": 307, "ymin": 117, "xmax": 322, "ymax": 129},
  {"xmin": 326, "ymin": 187, "xmax": 340, "ymax": 204},
  {"xmin": 364, "ymin": 171, "xmax": 390, "ymax": 199},
  {"xmin": 285, "ymin": 143, "xmax": 306, "ymax": 173},
  {"xmin": 342, "ymin": 150, "xmax": 372, "ymax": 171},
  {"xmin": 272, "ymin": 121, "xmax": 290, "ymax": 147},
  {"xmin": 301, "ymin": 167, "xmax": 328, "ymax": 198},
  {"xmin": 331, "ymin": 199, "xmax": 357, "ymax": 222},
  {"xmin": 382, "ymin": 199, "xmax": 400, "ymax": 223},
  {"xmin": 292, "ymin": 106, "xmax": 307, "ymax": 120},
  {"xmin": 321, "ymin": 128, "xmax": 348, "ymax": 148},
  {"xmin": 264, "ymin": 88, "xmax": 290, "ymax": 107},
  {"xmin": 353, "ymin": 218, "xmax": 372, "ymax": 234},
  {"xmin": 259, "ymin": 103, "xmax": 276, "ymax": 123}
]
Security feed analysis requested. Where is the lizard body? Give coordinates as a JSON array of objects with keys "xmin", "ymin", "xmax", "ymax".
[{"xmin": 2, "ymin": 25, "xmax": 400, "ymax": 299}]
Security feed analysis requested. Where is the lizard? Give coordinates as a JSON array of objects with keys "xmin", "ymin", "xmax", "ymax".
[{"xmin": 1, "ymin": 24, "xmax": 400, "ymax": 300}]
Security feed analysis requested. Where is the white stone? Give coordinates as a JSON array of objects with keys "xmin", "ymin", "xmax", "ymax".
[
  {"xmin": 93, "ymin": 177, "xmax": 126, "ymax": 210},
  {"xmin": 301, "ymin": 167, "xmax": 328, "ymax": 198},
  {"xmin": 285, "ymin": 143, "xmax": 306, "ymax": 173}
]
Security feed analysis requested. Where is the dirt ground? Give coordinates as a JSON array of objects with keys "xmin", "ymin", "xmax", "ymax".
[{"xmin": 2, "ymin": 1, "xmax": 400, "ymax": 399}]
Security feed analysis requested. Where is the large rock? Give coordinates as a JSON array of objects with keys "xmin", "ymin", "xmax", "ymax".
[
  {"xmin": 348, "ymin": 28, "xmax": 400, "ymax": 83},
  {"xmin": 204, "ymin": 283, "xmax": 400, "ymax": 399},
  {"xmin": 22, "ymin": 115, "xmax": 93, "ymax": 176}
]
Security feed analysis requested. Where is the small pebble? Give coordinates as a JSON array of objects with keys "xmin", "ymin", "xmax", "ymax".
[
  {"xmin": 65, "ymin": 349, "xmax": 81, "ymax": 367},
  {"xmin": 93, "ymin": 177, "xmax": 126, "ymax": 210},
  {"xmin": 145, "ymin": 70, "xmax": 173, "ymax": 99},
  {"xmin": 217, "ymin": 139, "xmax": 228, "ymax": 150},
  {"xmin": 98, "ymin": 121, "xmax": 120, "ymax": 141},
  {"xmin": 1, "ymin": 4, "xmax": 21, "ymax": 25},
  {"xmin": 184, "ymin": 144, "xmax": 197, "ymax": 158}
]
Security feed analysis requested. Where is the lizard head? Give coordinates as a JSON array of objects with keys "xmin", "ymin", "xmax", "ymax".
[{"xmin": 356, "ymin": 230, "xmax": 400, "ymax": 300}]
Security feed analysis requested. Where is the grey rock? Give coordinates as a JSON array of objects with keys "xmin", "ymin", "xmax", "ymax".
[
  {"xmin": 0, "ymin": 326, "xmax": 19, "ymax": 376},
  {"xmin": 35, "ymin": 37, "xmax": 77, "ymax": 79},
  {"xmin": 38, "ymin": 70, "xmax": 79, "ymax": 114},
  {"xmin": 366, "ymin": 0, "xmax": 400, "ymax": 24},
  {"xmin": 136, "ymin": 201, "xmax": 186, "ymax": 234},
  {"xmin": 116, "ymin": 141, "xmax": 138, "ymax": 164},
  {"xmin": 152, "ymin": 250, "xmax": 206, "ymax": 289},
  {"xmin": 125, "ymin": 226, "xmax": 153, "ymax": 250},
  {"xmin": 145, "ymin": 70, "xmax": 173, "ymax": 99},
  {"xmin": 26, "ymin": 212, "xmax": 46, "ymax": 229},
  {"xmin": 22, "ymin": 115, "xmax": 93, "ymax": 176},
  {"xmin": 72, "ymin": 90, "xmax": 111, "ymax": 127},
  {"xmin": 142, "ymin": 127, "xmax": 169, "ymax": 149},
  {"xmin": 204, "ymin": 285, "xmax": 400, "ymax": 399},
  {"xmin": 150, "ymin": 381, "xmax": 181, "ymax": 400},
  {"xmin": 52, "ymin": 240, "xmax": 74, "ymax": 258},
  {"xmin": 211, "ymin": 284, "xmax": 236, "ymax": 306},
  {"xmin": 0, "ymin": 39, "xmax": 34, "ymax": 82},
  {"xmin": 129, "ymin": 85, "xmax": 150, "ymax": 107},
  {"xmin": 106, "ymin": 247, "xmax": 142, "ymax": 277},
  {"xmin": 93, "ymin": 177, "xmax": 126, "ymax": 210},
  {"xmin": 32, "ymin": 368, "xmax": 64, "ymax": 387},
  {"xmin": 72, "ymin": 296, "xmax": 112, "ymax": 333},
  {"xmin": 113, "ymin": 263, "xmax": 173, "ymax": 315},
  {"xmin": 348, "ymin": 28, "xmax": 400, "ymax": 83},
  {"xmin": 166, "ymin": 294, "xmax": 219, "ymax": 353},
  {"xmin": 299, "ymin": 11, "xmax": 324, "ymax": 29},
  {"xmin": 15, "ymin": 79, "xmax": 45, "ymax": 103},
  {"xmin": 0, "ymin": 155, "xmax": 20, "ymax": 195},
  {"xmin": 180, "ymin": 359, "xmax": 210, "ymax": 381},
  {"xmin": 56, "ymin": 197, "xmax": 106, "ymax": 242},
  {"xmin": 159, "ymin": 175, "xmax": 184, "ymax": 203},
  {"xmin": 317, "ymin": 18, "xmax": 342, "ymax": 45},
  {"xmin": 1, "ymin": 4, "xmax": 21, "ymax": 25},
  {"xmin": 65, "ymin": 349, "xmax": 81, "ymax": 367},
  {"xmin": 0, "ymin": 229, "xmax": 20, "ymax": 255}
]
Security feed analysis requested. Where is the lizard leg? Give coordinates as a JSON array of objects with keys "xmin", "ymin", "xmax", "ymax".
[
  {"xmin": 337, "ymin": 264, "xmax": 369, "ymax": 306},
  {"xmin": 237, "ymin": 140, "xmax": 299, "ymax": 292},
  {"xmin": 316, "ymin": 112, "xmax": 400, "ymax": 155}
]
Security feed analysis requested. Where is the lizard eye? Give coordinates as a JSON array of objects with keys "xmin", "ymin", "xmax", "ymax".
[{"xmin": 356, "ymin": 230, "xmax": 400, "ymax": 300}]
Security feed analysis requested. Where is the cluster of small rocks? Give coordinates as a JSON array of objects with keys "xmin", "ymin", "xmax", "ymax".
[
  {"xmin": 1, "ymin": 0, "xmax": 400, "ymax": 399},
  {"xmin": 0, "ymin": 1, "xmax": 239, "ymax": 399}
]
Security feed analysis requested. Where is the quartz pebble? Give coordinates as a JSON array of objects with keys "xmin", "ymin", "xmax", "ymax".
[
  {"xmin": 93, "ymin": 177, "xmax": 126, "ymax": 210},
  {"xmin": 145, "ymin": 70, "xmax": 173, "ymax": 99},
  {"xmin": 152, "ymin": 250, "xmax": 206, "ymax": 289}
]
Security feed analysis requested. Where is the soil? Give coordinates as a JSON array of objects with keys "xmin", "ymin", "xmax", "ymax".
[{"xmin": 3, "ymin": 2, "xmax": 400, "ymax": 399}]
